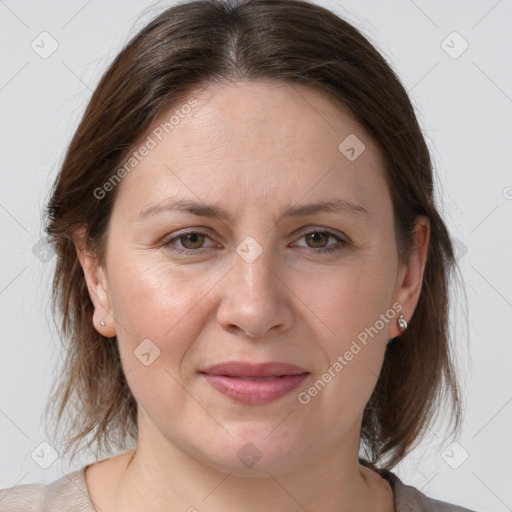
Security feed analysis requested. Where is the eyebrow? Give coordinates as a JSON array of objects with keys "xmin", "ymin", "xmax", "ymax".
[{"xmin": 137, "ymin": 198, "xmax": 369, "ymax": 222}]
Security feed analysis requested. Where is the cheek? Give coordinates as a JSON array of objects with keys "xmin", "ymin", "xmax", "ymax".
[
  {"xmin": 107, "ymin": 259, "xmax": 217, "ymax": 420},
  {"xmin": 296, "ymin": 250, "xmax": 396, "ymax": 408},
  {"xmin": 298, "ymin": 251, "xmax": 397, "ymax": 348},
  {"xmin": 108, "ymin": 256, "xmax": 216, "ymax": 368}
]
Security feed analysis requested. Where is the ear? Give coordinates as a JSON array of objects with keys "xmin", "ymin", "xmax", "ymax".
[
  {"xmin": 74, "ymin": 229, "xmax": 116, "ymax": 337},
  {"xmin": 390, "ymin": 215, "xmax": 430, "ymax": 338}
]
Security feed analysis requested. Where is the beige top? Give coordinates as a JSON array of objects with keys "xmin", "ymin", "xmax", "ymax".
[{"xmin": 0, "ymin": 463, "xmax": 477, "ymax": 512}]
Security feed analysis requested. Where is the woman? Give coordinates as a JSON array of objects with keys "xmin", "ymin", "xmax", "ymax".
[{"xmin": 0, "ymin": 0, "xmax": 476, "ymax": 510}]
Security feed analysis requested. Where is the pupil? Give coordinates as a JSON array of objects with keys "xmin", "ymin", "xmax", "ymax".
[
  {"xmin": 182, "ymin": 233, "xmax": 203, "ymax": 249},
  {"xmin": 309, "ymin": 232, "xmax": 326, "ymax": 247}
]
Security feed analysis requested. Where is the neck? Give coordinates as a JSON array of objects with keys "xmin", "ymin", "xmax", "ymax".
[{"xmin": 106, "ymin": 414, "xmax": 393, "ymax": 512}]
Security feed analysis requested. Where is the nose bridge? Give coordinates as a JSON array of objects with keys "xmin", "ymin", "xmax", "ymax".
[
  {"xmin": 232, "ymin": 234, "xmax": 279, "ymax": 300},
  {"xmin": 216, "ymin": 232, "xmax": 293, "ymax": 337}
]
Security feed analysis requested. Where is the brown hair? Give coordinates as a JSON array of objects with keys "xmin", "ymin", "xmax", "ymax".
[{"xmin": 43, "ymin": 0, "xmax": 463, "ymax": 469}]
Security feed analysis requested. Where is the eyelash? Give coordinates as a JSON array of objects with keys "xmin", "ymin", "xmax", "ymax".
[{"xmin": 161, "ymin": 229, "xmax": 349, "ymax": 255}]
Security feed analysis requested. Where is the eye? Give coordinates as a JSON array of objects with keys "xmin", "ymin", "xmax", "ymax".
[
  {"xmin": 161, "ymin": 231, "xmax": 220, "ymax": 253},
  {"xmin": 293, "ymin": 230, "xmax": 349, "ymax": 254},
  {"xmin": 177, "ymin": 232, "xmax": 206, "ymax": 250},
  {"xmin": 161, "ymin": 229, "xmax": 349, "ymax": 255}
]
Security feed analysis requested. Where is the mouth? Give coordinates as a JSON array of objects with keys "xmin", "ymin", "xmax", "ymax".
[{"xmin": 199, "ymin": 361, "xmax": 310, "ymax": 405}]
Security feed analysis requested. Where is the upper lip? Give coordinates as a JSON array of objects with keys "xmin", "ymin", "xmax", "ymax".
[{"xmin": 200, "ymin": 361, "xmax": 309, "ymax": 378}]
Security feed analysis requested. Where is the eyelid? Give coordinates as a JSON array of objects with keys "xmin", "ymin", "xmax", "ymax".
[{"xmin": 292, "ymin": 226, "xmax": 349, "ymax": 242}]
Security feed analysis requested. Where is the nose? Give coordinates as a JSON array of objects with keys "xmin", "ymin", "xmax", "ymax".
[{"xmin": 216, "ymin": 243, "xmax": 294, "ymax": 338}]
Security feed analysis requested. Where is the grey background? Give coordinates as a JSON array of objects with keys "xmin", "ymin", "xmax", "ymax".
[{"xmin": 0, "ymin": 1, "xmax": 511, "ymax": 510}]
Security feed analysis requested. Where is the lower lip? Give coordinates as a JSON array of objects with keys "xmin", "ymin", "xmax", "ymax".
[{"xmin": 202, "ymin": 373, "xmax": 309, "ymax": 405}]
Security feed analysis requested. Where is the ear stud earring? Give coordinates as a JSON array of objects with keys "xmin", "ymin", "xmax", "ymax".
[
  {"xmin": 100, "ymin": 319, "xmax": 106, "ymax": 327},
  {"xmin": 397, "ymin": 314, "xmax": 407, "ymax": 333}
]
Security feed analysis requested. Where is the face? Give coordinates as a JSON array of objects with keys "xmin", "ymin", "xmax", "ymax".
[{"xmin": 79, "ymin": 80, "xmax": 429, "ymax": 476}]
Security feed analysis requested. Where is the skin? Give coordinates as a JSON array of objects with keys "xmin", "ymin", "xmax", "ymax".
[{"xmin": 76, "ymin": 80, "xmax": 430, "ymax": 512}]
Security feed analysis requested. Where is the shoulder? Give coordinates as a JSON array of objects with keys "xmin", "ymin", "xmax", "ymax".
[
  {"xmin": 0, "ymin": 467, "xmax": 95, "ymax": 512},
  {"xmin": 383, "ymin": 468, "xmax": 479, "ymax": 512}
]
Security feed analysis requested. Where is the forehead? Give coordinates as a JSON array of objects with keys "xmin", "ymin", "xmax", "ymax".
[
  {"xmin": 112, "ymin": 80, "xmax": 390, "ymax": 221},
  {"xmin": 150, "ymin": 80, "xmax": 378, "ymax": 161}
]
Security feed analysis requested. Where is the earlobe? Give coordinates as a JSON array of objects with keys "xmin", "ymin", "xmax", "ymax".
[
  {"xmin": 74, "ymin": 232, "xmax": 116, "ymax": 337},
  {"xmin": 390, "ymin": 216, "xmax": 430, "ymax": 339}
]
